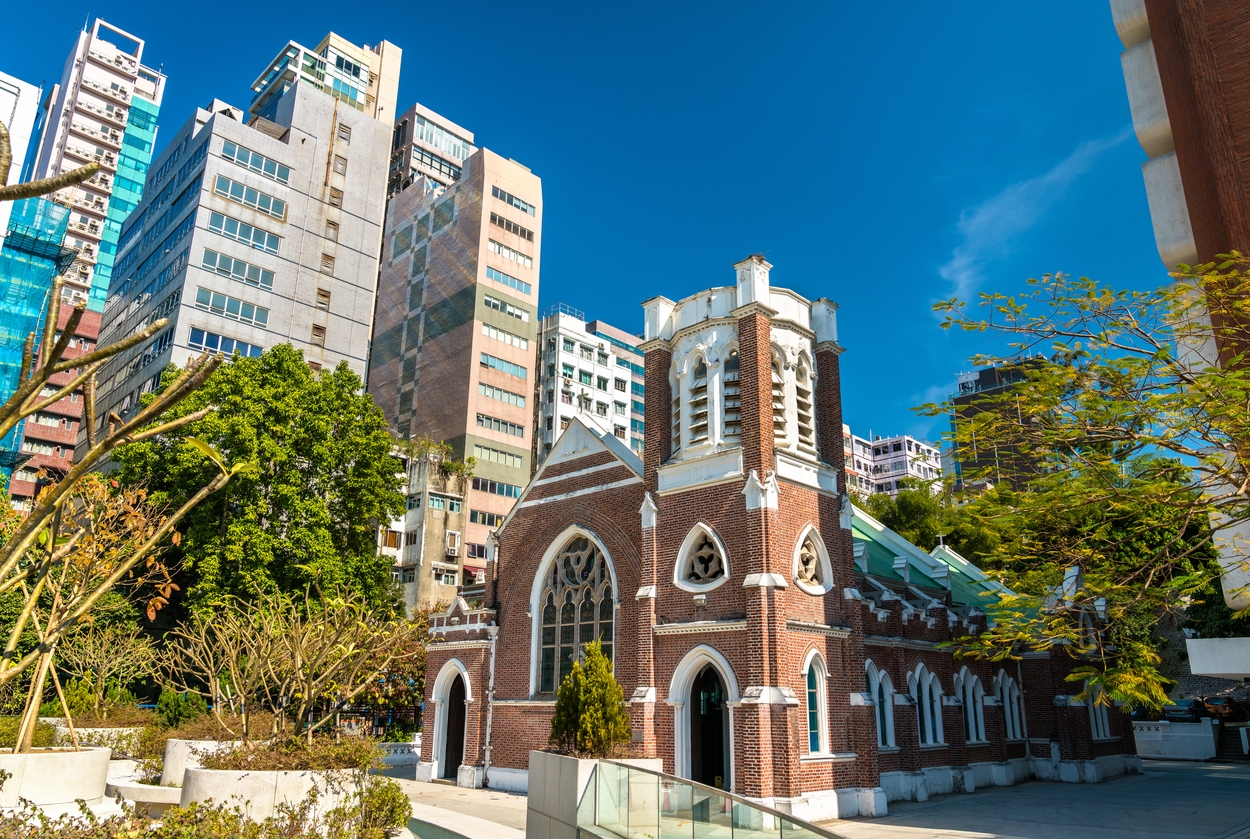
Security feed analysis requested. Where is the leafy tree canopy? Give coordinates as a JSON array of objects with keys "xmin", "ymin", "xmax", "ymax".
[
  {"xmin": 114, "ymin": 345, "xmax": 404, "ymax": 609},
  {"xmin": 921, "ymin": 260, "xmax": 1250, "ymax": 707},
  {"xmin": 861, "ymin": 481, "xmax": 1000, "ymax": 563}
]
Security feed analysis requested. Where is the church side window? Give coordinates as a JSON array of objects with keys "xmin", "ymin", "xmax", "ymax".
[
  {"xmin": 538, "ymin": 535, "xmax": 614, "ymax": 693},
  {"xmin": 676, "ymin": 524, "xmax": 728, "ymax": 590}
]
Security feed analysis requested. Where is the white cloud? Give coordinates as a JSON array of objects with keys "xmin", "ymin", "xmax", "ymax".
[{"xmin": 938, "ymin": 127, "xmax": 1134, "ymax": 301}]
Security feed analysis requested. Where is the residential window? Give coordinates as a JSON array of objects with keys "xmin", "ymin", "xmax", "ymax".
[
  {"xmin": 201, "ymin": 249, "xmax": 274, "ymax": 290},
  {"xmin": 311, "ymin": 324, "xmax": 326, "ymax": 347},
  {"xmin": 489, "ymin": 212, "xmax": 535, "ymax": 242},
  {"xmin": 476, "ymin": 413, "xmax": 525, "ymax": 438},
  {"xmin": 562, "ymin": 338, "xmax": 575, "ymax": 353},
  {"xmin": 325, "ymin": 220, "xmax": 339, "ymax": 242},
  {"xmin": 473, "ymin": 444, "xmax": 524, "ymax": 470},
  {"xmin": 320, "ymin": 253, "xmax": 335, "ymax": 274},
  {"xmin": 614, "ymin": 402, "xmax": 626, "ymax": 415},
  {"xmin": 482, "ymin": 322, "xmax": 528, "ymax": 350},
  {"xmin": 483, "ymin": 294, "xmax": 530, "ymax": 322},
  {"xmin": 337, "ymin": 123, "xmax": 352, "ymax": 143},
  {"xmin": 188, "ymin": 327, "xmax": 262, "ymax": 357},
  {"xmin": 596, "ymin": 376, "xmax": 608, "ymax": 391},
  {"xmin": 487, "ymin": 239, "xmax": 533, "ymax": 269},
  {"xmin": 213, "ymin": 174, "xmax": 286, "ymax": 219},
  {"xmin": 631, "ymin": 382, "xmax": 645, "ymax": 397},
  {"xmin": 491, "ymin": 185, "xmax": 535, "ymax": 216},
  {"xmin": 614, "ymin": 425, "xmax": 626, "ymax": 439},
  {"xmin": 194, "ymin": 288, "xmax": 269, "ymax": 326},
  {"xmin": 546, "ymin": 390, "xmax": 554, "ymax": 404},
  {"xmin": 316, "ymin": 288, "xmax": 332, "ymax": 311},
  {"xmin": 560, "ymin": 392, "xmax": 572, "ymax": 405},
  {"xmin": 469, "ymin": 509, "xmax": 504, "ymax": 527},
  {"xmin": 485, "ymin": 265, "xmax": 531, "ymax": 295},
  {"xmin": 579, "ymin": 345, "xmax": 594, "ymax": 360},
  {"xmin": 412, "ymin": 147, "xmax": 462, "ymax": 181},
  {"xmin": 579, "ymin": 370, "xmax": 593, "ymax": 386},
  {"xmin": 416, "ymin": 115, "xmax": 473, "ymax": 160},
  {"xmin": 209, "ymin": 211, "xmax": 279, "ymax": 254},
  {"xmin": 380, "ymin": 530, "xmax": 401, "ymax": 549},
  {"xmin": 472, "ymin": 476, "xmax": 523, "ymax": 499},
  {"xmin": 478, "ymin": 382, "xmax": 526, "ymax": 408},
  {"xmin": 596, "ymin": 402, "xmax": 608, "ymax": 416},
  {"xmin": 632, "ymin": 400, "xmax": 644, "ymax": 414},
  {"xmin": 220, "ymin": 139, "xmax": 290, "ymax": 184},
  {"xmin": 467, "ymin": 543, "xmax": 488, "ymax": 560},
  {"xmin": 480, "ymin": 352, "xmax": 526, "ymax": 379},
  {"xmin": 328, "ymin": 187, "xmax": 343, "ymax": 208},
  {"xmin": 332, "ymin": 155, "xmax": 348, "ymax": 175}
]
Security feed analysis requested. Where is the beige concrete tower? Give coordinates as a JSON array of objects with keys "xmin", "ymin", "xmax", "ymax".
[{"xmin": 369, "ymin": 146, "xmax": 541, "ymax": 583}]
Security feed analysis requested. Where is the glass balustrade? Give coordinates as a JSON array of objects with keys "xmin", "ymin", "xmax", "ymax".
[{"xmin": 579, "ymin": 761, "xmax": 848, "ymax": 839}]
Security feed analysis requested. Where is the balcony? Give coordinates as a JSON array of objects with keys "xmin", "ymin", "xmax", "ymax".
[
  {"xmin": 70, "ymin": 121, "xmax": 122, "ymax": 150},
  {"xmin": 87, "ymin": 49, "xmax": 138, "ymax": 75},
  {"xmin": 67, "ymin": 219, "xmax": 103, "ymax": 238},
  {"xmin": 85, "ymin": 173, "xmax": 113, "ymax": 190},
  {"xmin": 76, "ymin": 98, "xmax": 127, "ymax": 128},
  {"xmin": 80, "ymin": 77, "xmax": 130, "ymax": 104},
  {"xmin": 65, "ymin": 193, "xmax": 108, "ymax": 216},
  {"xmin": 64, "ymin": 144, "xmax": 118, "ymax": 171},
  {"xmin": 76, "ymin": 244, "xmax": 98, "ymax": 264}
]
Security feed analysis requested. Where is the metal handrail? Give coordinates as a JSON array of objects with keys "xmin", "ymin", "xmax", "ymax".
[{"xmin": 597, "ymin": 760, "xmax": 850, "ymax": 839}]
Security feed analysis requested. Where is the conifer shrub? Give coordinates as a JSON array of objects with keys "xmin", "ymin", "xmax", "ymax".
[{"xmin": 548, "ymin": 640, "xmax": 631, "ymax": 757}]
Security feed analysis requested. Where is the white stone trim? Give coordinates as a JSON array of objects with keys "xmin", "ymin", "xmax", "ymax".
[
  {"xmin": 743, "ymin": 572, "xmax": 788, "ymax": 588},
  {"xmin": 657, "ymin": 448, "xmax": 743, "ymax": 494},
  {"xmin": 530, "ymin": 460, "xmax": 626, "ymax": 487},
  {"xmin": 635, "ymin": 585, "xmax": 657, "ymax": 599},
  {"xmin": 774, "ymin": 451, "xmax": 840, "ymax": 495},
  {"xmin": 516, "ymin": 477, "xmax": 642, "ymax": 509},
  {"xmin": 653, "ymin": 619, "xmax": 747, "ymax": 636},
  {"xmin": 742, "ymin": 469, "xmax": 779, "ymax": 510},
  {"xmin": 785, "ymin": 619, "xmax": 852, "ymax": 638}
]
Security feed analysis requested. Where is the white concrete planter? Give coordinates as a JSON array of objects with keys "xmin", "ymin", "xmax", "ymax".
[
  {"xmin": 161, "ymin": 738, "xmax": 239, "ymax": 786},
  {"xmin": 526, "ymin": 751, "xmax": 663, "ymax": 839},
  {"xmin": 105, "ymin": 778, "xmax": 182, "ymax": 818},
  {"xmin": 180, "ymin": 767, "xmax": 358, "ymax": 822},
  {"xmin": 1133, "ymin": 719, "xmax": 1220, "ymax": 760},
  {"xmin": 0, "ymin": 747, "xmax": 111, "ymax": 808}
]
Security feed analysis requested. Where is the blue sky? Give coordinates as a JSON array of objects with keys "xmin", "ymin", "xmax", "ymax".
[{"xmin": 4, "ymin": 2, "xmax": 1161, "ymax": 443}]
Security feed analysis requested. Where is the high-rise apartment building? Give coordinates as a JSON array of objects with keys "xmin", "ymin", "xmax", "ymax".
[
  {"xmin": 387, "ymin": 103, "xmax": 475, "ymax": 197},
  {"xmin": 845, "ymin": 430, "xmax": 943, "ymax": 497},
  {"xmin": 91, "ymin": 33, "xmax": 400, "ymax": 434},
  {"xmin": 28, "ymin": 19, "xmax": 165, "ymax": 312},
  {"xmin": 0, "ymin": 71, "xmax": 43, "ymax": 251},
  {"xmin": 368, "ymin": 138, "xmax": 541, "ymax": 580},
  {"xmin": 534, "ymin": 304, "xmax": 645, "ymax": 467}
]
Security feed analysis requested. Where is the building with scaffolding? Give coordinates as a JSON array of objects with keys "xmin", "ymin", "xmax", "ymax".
[
  {"xmin": 0, "ymin": 71, "xmax": 43, "ymax": 252},
  {"xmin": 27, "ymin": 19, "xmax": 165, "ymax": 313},
  {"xmin": 0, "ymin": 198, "xmax": 76, "ymax": 488}
]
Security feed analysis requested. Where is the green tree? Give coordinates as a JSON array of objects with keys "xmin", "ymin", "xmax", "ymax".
[
  {"xmin": 549, "ymin": 641, "xmax": 631, "ymax": 757},
  {"xmin": 114, "ymin": 345, "xmax": 404, "ymax": 608},
  {"xmin": 861, "ymin": 481, "xmax": 1000, "ymax": 562},
  {"xmin": 923, "ymin": 260, "xmax": 1250, "ymax": 707}
]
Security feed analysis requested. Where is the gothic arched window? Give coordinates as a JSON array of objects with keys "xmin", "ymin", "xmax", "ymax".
[
  {"xmin": 795, "ymin": 359, "xmax": 816, "ymax": 455},
  {"xmin": 771, "ymin": 354, "xmax": 786, "ymax": 440},
  {"xmin": 538, "ymin": 535, "xmax": 615, "ymax": 693}
]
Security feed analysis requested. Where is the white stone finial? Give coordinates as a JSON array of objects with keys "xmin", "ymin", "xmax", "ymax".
[
  {"xmin": 733, "ymin": 254, "xmax": 772, "ymax": 308},
  {"xmin": 640, "ymin": 492, "xmax": 658, "ymax": 529}
]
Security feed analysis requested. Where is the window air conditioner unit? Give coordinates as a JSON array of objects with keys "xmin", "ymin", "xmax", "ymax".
[{"xmin": 445, "ymin": 530, "xmax": 461, "ymax": 556}]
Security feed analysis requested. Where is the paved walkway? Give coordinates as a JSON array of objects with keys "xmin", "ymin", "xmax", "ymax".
[
  {"xmin": 820, "ymin": 761, "xmax": 1250, "ymax": 839},
  {"xmin": 395, "ymin": 778, "xmax": 530, "ymax": 832}
]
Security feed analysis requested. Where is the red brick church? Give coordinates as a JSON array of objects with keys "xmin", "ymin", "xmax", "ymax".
[{"xmin": 417, "ymin": 256, "xmax": 1141, "ymax": 818}]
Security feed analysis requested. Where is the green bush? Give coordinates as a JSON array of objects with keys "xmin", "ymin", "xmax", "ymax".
[
  {"xmin": 156, "ymin": 689, "xmax": 208, "ymax": 729},
  {"xmin": 38, "ymin": 677, "xmax": 93, "ymax": 717},
  {"xmin": 548, "ymin": 639, "xmax": 631, "ymax": 757},
  {"xmin": 0, "ymin": 717, "xmax": 54, "ymax": 749},
  {"xmin": 0, "ymin": 776, "xmax": 412, "ymax": 838}
]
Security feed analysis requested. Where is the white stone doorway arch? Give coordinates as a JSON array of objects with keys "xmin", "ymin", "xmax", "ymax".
[
  {"xmin": 431, "ymin": 658, "xmax": 472, "ymax": 780},
  {"xmin": 666, "ymin": 645, "xmax": 740, "ymax": 792}
]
